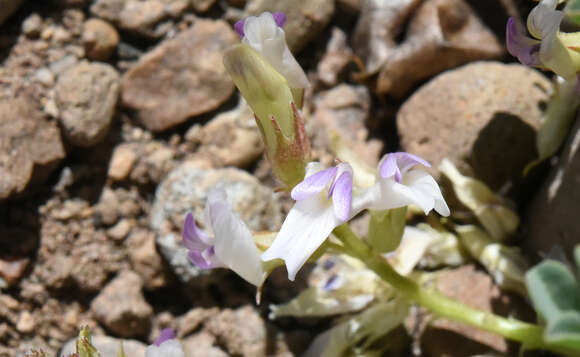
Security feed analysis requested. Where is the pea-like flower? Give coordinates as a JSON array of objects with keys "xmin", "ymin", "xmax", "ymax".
[
  {"xmin": 361, "ymin": 152, "xmax": 450, "ymax": 217},
  {"xmin": 234, "ymin": 12, "xmax": 309, "ymax": 91},
  {"xmin": 145, "ymin": 328, "xmax": 184, "ymax": 357},
  {"xmin": 223, "ymin": 12, "xmax": 311, "ymax": 189},
  {"xmin": 262, "ymin": 162, "xmax": 359, "ymax": 280},
  {"xmin": 182, "ymin": 189, "xmax": 265, "ymax": 286},
  {"xmin": 506, "ymin": 0, "xmax": 580, "ymax": 79},
  {"xmin": 262, "ymin": 153, "xmax": 449, "ymax": 281}
]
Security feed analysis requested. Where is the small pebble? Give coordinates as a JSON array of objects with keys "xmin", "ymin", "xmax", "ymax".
[
  {"xmin": 16, "ymin": 311, "xmax": 35, "ymax": 334},
  {"xmin": 83, "ymin": 18, "xmax": 120, "ymax": 61},
  {"xmin": 22, "ymin": 14, "xmax": 42, "ymax": 38},
  {"xmin": 34, "ymin": 68, "xmax": 55, "ymax": 86}
]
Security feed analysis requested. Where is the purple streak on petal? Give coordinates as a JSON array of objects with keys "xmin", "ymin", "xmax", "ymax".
[
  {"xmin": 291, "ymin": 166, "xmax": 338, "ymax": 201},
  {"xmin": 323, "ymin": 274, "xmax": 343, "ymax": 292},
  {"xmin": 188, "ymin": 246, "xmax": 221, "ymax": 270},
  {"xmin": 182, "ymin": 213, "xmax": 211, "ymax": 251},
  {"xmin": 153, "ymin": 328, "xmax": 175, "ymax": 346},
  {"xmin": 234, "ymin": 20, "xmax": 245, "ymax": 37},
  {"xmin": 331, "ymin": 171, "xmax": 353, "ymax": 222},
  {"xmin": 394, "ymin": 152, "xmax": 431, "ymax": 173},
  {"xmin": 272, "ymin": 12, "xmax": 286, "ymax": 28},
  {"xmin": 506, "ymin": 17, "xmax": 542, "ymax": 66}
]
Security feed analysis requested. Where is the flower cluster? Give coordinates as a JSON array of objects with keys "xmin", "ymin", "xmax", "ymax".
[
  {"xmin": 183, "ymin": 152, "xmax": 449, "ymax": 284},
  {"xmin": 506, "ymin": 0, "xmax": 580, "ymax": 80},
  {"xmin": 182, "ymin": 12, "xmax": 449, "ymax": 289}
]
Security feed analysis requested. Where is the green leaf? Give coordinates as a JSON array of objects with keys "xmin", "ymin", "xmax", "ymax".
[
  {"xmin": 368, "ymin": 207, "xmax": 407, "ymax": 253},
  {"xmin": 526, "ymin": 260, "xmax": 580, "ymax": 320},
  {"xmin": 545, "ymin": 311, "xmax": 580, "ymax": 351}
]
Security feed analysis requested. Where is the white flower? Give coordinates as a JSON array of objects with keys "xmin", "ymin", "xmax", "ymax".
[
  {"xmin": 359, "ymin": 152, "xmax": 450, "ymax": 217},
  {"xmin": 262, "ymin": 162, "xmax": 360, "ymax": 281},
  {"xmin": 235, "ymin": 12, "xmax": 309, "ymax": 90},
  {"xmin": 182, "ymin": 188, "xmax": 265, "ymax": 286}
]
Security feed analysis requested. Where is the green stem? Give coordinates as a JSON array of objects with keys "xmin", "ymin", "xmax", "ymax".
[{"xmin": 332, "ymin": 224, "xmax": 560, "ymax": 352}]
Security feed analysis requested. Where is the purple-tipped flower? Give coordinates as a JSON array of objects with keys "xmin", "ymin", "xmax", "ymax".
[
  {"xmin": 182, "ymin": 189, "xmax": 265, "ymax": 286},
  {"xmin": 146, "ymin": 329, "xmax": 184, "ymax": 357},
  {"xmin": 506, "ymin": 0, "xmax": 580, "ymax": 79},
  {"xmin": 262, "ymin": 162, "xmax": 359, "ymax": 281},
  {"xmin": 360, "ymin": 152, "xmax": 450, "ymax": 217}
]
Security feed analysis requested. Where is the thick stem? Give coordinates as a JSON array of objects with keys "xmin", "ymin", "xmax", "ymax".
[{"xmin": 332, "ymin": 224, "xmax": 563, "ymax": 352}]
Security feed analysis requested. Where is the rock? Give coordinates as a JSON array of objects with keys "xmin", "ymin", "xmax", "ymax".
[
  {"xmin": 121, "ymin": 19, "xmax": 237, "ymax": 131},
  {"xmin": 82, "ymin": 18, "xmax": 120, "ymax": 61},
  {"xmin": 205, "ymin": 306, "xmax": 293, "ymax": 356},
  {"xmin": 377, "ymin": 0, "xmax": 504, "ymax": 98},
  {"xmin": 0, "ymin": 96, "xmax": 65, "ymax": 200},
  {"xmin": 96, "ymin": 187, "xmax": 121, "ymax": 225},
  {"xmin": 182, "ymin": 332, "xmax": 227, "ymax": 357},
  {"xmin": 151, "ymin": 162, "xmax": 282, "ymax": 293},
  {"xmin": 188, "ymin": 99, "xmax": 264, "ymax": 168},
  {"xmin": 106, "ymin": 219, "xmax": 133, "ymax": 241},
  {"xmin": 151, "ymin": 162, "xmax": 282, "ymax": 236},
  {"xmin": 526, "ymin": 119, "xmax": 580, "ymax": 258},
  {"xmin": 16, "ymin": 311, "xmax": 34, "ymax": 334},
  {"xmin": 108, "ymin": 144, "xmax": 137, "ymax": 181},
  {"xmin": 60, "ymin": 335, "xmax": 147, "ymax": 357},
  {"xmin": 191, "ymin": 0, "xmax": 216, "ymax": 12},
  {"xmin": 311, "ymin": 84, "xmax": 382, "ymax": 167},
  {"xmin": 317, "ymin": 27, "xmax": 353, "ymax": 86},
  {"xmin": 91, "ymin": 270, "xmax": 153, "ymax": 338},
  {"xmin": 0, "ymin": 0, "xmax": 24, "ymax": 26},
  {"xmin": 91, "ymin": 0, "xmax": 189, "ymax": 37},
  {"xmin": 126, "ymin": 229, "xmax": 168, "ymax": 290},
  {"xmin": 22, "ymin": 13, "xmax": 43, "ymax": 38},
  {"xmin": 0, "ymin": 258, "xmax": 29, "ymax": 287},
  {"xmin": 418, "ymin": 265, "xmax": 532, "ymax": 356},
  {"xmin": 352, "ymin": 0, "xmax": 503, "ymax": 98},
  {"xmin": 55, "ymin": 62, "xmax": 120, "ymax": 147},
  {"xmin": 397, "ymin": 62, "xmax": 551, "ymax": 191},
  {"xmin": 244, "ymin": 0, "xmax": 335, "ymax": 52}
]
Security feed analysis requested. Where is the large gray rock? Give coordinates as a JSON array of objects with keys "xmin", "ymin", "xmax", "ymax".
[
  {"xmin": 244, "ymin": 0, "xmax": 335, "ymax": 52},
  {"xmin": 151, "ymin": 161, "xmax": 282, "ymax": 294},
  {"xmin": 55, "ymin": 62, "xmax": 120, "ymax": 147},
  {"xmin": 121, "ymin": 19, "xmax": 237, "ymax": 131},
  {"xmin": 0, "ymin": 96, "xmax": 65, "ymax": 200},
  {"xmin": 526, "ymin": 119, "xmax": 580, "ymax": 257},
  {"xmin": 397, "ymin": 62, "xmax": 552, "ymax": 192}
]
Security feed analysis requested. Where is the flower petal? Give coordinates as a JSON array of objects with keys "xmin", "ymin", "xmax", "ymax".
[
  {"xmin": 187, "ymin": 247, "xmax": 222, "ymax": 270},
  {"xmin": 262, "ymin": 196, "xmax": 340, "ymax": 281},
  {"xmin": 379, "ymin": 152, "xmax": 431, "ymax": 182},
  {"xmin": 272, "ymin": 12, "xmax": 286, "ymax": 27},
  {"xmin": 403, "ymin": 170, "xmax": 450, "ymax": 216},
  {"xmin": 527, "ymin": 0, "xmax": 561, "ymax": 40},
  {"xmin": 291, "ymin": 166, "xmax": 338, "ymax": 201},
  {"xmin": 242, "ymin": 12, "xmax": 309, "ymax": 89},
  {"xmin": 207, "ymin": 189, "xmax": 264, "ymax": 286},
  {"xmin": 331, "ymin": 170, "xmax": 353, "ymax": 222},
  {"xmin": 506, "ymin": 17, "xmax": 542, "ymax": 66},
  {"xmin": 146, "ymin": 339, "xmax": 185, "ymax": 357},
  {"xmin": 234, "ymin": 20, "xmax": 245, "ymax": 37},
  {"xmin": 182, "ymin": 213, "xmax": 212, "ymax": 251},
  {"xmin": 153, "ymin": 328, "xmax": 176, "ymax": 346}
]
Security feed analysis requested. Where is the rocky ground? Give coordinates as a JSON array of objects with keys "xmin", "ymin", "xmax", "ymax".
[{"xmin": 0, "ymin": 0, "xmax": 576, "ymax": 356}]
